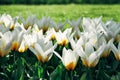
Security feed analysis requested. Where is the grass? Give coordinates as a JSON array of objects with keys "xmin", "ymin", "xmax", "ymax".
[{"xmin": 0, "ymin": 4, "xmax": 120, "ymax": 22}]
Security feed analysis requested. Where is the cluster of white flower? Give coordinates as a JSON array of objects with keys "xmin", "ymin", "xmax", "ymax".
[{"xmin": 0, "ymin": 14, "xmax": 120, "ymax": 70}]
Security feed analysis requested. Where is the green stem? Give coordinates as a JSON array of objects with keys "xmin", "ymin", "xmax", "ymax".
[
  {"xmin": 41, "ymin": 62, "xmax": 48, "ymax": 79},
  {"xmin": 68, "ymin": 70, "xmax": 73, "ymax": 80}
]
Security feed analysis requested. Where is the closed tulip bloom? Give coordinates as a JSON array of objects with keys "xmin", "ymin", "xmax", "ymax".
[{"xmin": 54, "ymin": 47, "xmax": 79, "ymax": 70}]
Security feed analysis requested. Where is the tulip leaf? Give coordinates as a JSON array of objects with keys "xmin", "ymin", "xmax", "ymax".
[
  {"xmin": 80, "ymin": 72, "xmax": 87, "ymax": 80},
  {"xmin": 50, "ymin": 63, "xmax": 65, "ymax": 80},
  {"xmin": 100, "ymin": 71, "xmax": 111, "ymax": 80},
  {"xmin": 0, "ymin": 72, "xmax": 8, "ymax": 80},
  {"xmin": 12, "ymin": 57, "xmax": 25, "ymax": 80},
  {"xmin": 111, "ymin": 72, "xmax": 120, "ymax": 80}
]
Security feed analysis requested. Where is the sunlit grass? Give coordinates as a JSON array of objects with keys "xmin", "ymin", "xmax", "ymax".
[{"xmin": 0, "ymin": 4, "xmax": 120, "ymax": 22}]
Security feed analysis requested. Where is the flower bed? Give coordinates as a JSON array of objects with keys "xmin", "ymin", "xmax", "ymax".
[{"xmin": 0, "ymin": 14, "xmax": 120, "ymax": 80}]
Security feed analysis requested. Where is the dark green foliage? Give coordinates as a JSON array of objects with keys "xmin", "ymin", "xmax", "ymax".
[
  {"xmin": 1, "ymin": 49, "xmax": 120, "ymax": 79},
  {"xmin": 0, "ymin": 0, "xmax": 120, "ymax": 4}
]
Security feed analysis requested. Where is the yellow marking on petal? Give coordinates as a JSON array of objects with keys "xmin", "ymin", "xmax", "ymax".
[
  {"xmin": 24, "ymin": 24, "xmax": 31, "ymax": 30},
  {"xmin": 36, "ymin": 53, "xmax": 49, "ymax": 63},
  {"xmin": 0, "ymin": 49, "xmax": 3, "ymax": 57},
  {"xmin": 11, "ymin": 41, "xmax": 19, "ymax": 51},
  {"xmin": 93, "ymin": 39, "xmax": 97, "ymax": 45},
  {"xmin": 115, "ymin": 35, "xmax": 120, "ymax": 42},
  {"xmin": 31, "ymin": 43, "xmax": 35, "ymax": 48},
  {"xmin": 0, "ymin": 49, "xmax": 9, "ymax": 57},
  {"xmin": 82, "ymin": 59, "xmax": 88, "ymax": 67},
  {"xmin": 43, "ymin": 26, "xmax": 48, "ymax": 33},
  {"xmin": 58, "ymin": 39, "xmax": 68, "ymax": 46},
  {"xmin": 89, "ymin": 62, "xmax": 97, "ymax": 68},
  {"xmin": 10, "ymin": 24, "xmax": 14, "ymax": 30},
  {"xmin": 101, "ymin": 49, "xmax": 110, "ymax": 58},
  {"xmin": 36, "ymin": 28, "xmax": 40, "ymax": 32},
  {"xmin": 65, "ymin": 62, "xmax": 77, "ymax": 70},
  {"xmin": 114, "ymin": 53, "xmax": 120, "ymax": 61},
  {"xmin": 51, "ymin": 34, "xmax": 55, "ymax": 40},
  {"xmin": 76, "ymin": 34, "xmax": 80, "ymax": 40},
  {"xmin": 54, "ymin": 28, "xmax": 59, "ymax": 32},
  {"xmin": 88, "ymin": 59, "xmax": 99, "ymax": 68},
  {"xmin": 4, "ymin": 51, "xmax": 10, "ymax": 57},
  {"xmin": 19, "ymin": 48, "xmax": 25, "ymax": 53},
  {"xmin": 25, "ymin": 45, "xmax": 28, "ymax": 51}
]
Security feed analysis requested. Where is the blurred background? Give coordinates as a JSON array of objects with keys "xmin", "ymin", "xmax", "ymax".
[{"xmin": 0, "ymin": 0, "xmax": 120, "ymax": 4}]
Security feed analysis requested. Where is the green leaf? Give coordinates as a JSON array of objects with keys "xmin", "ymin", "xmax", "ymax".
[
  {"xmin": 111, "ymin": 72, "xmax": 120, "ymax": 80},
  {"xmin": 50, "ymin": 63, "xmax": 65, "ymax": 80},
  {"xmin": 80, "ymin": 72, "xmax": 87, "ymax": 80},
  {"xmin": 12, "ymin": 57, "xmax": 25, "ymax": 80},
  {"xmin": 38, "ymin": 66, "xmax": 43, "ymax": 78},
  {"xmin": 100, "ymin": 71, "xmax": 111, "ymax": 80},
  {"xmin": 0, "ymin": 72, "xmax": 8, "ymax": 80}
]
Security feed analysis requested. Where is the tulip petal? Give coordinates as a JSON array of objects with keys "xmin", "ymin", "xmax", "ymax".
[
  {"xmin": 34, "ymin": 43, "xmax": 44, "ymax": 56},
  {"xmin": 85, "ymin": 42, "xmax": 94, "ymax": 57}
]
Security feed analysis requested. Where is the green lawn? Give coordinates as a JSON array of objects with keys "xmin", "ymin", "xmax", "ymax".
[{"xmin": 0, "ymin": 4, "xmax": 120, "ymax": 22}]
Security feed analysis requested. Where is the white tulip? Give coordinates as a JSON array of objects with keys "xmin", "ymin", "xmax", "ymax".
[
  {"xmin": 55, "ymin": 28, "xmax": 73, "ymax": 46},
  {"xmin": 0, "ymin": 14, "xmax": 18, "ymax": 30},
  {"xmin": 110, "ymin": 39, "xmax": 120, "ymax": 60},
  {"xmin": 36, "ymin": 17, "xmax": 54, "ymax": 32},
  {"xmin": 54, "ymin": 47, "xmax": 79, "ymax": 70},
  {"xmin": 77, "ymin": 42, "xmax": 105, "ymax": 67},
  {"xmin": 45, "ymin": 28, "xmax": 56, "ymax": 41},
  {"xmin": 68, "ymin": 17, "xmax": 82, "ymax": 39},
  {"xmin": 0, "ymin": 31, "xmax": 16, "ymax": 57},
  {"xmin": 11, "ymin": 28, "xmax": 24, "ymax": 51},
  {"xmin": 101, "ymin": 20, "xmax": 120, "ymax": 42},
  {"xmin": 19, "ymin": 15, "xmax": 36, "ymax": 29},
  {"xmin": 29, "ymin": 38, "xmax": 57, "ymax": 63}
]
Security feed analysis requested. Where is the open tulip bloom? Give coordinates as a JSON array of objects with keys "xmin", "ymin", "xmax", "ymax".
[
  {"xmin": 0, "ymin": 14, "xmax": 18, "ymax": 30},
  {"xmin": 110, "ymin": 39, "xmax": 120, "ymax": 60},
  {"xmin": 45, "ymin": 28, "xmax": 56, "ymax": 41},
  {"xmin": 18, "ymin": 29, "xmax": 43, "ymax": 52},
  {"xmin": 53, "ymin": 47, "xmax": 79, "ymax": 70},
  {"xmin": 55, "ymin": 28, "xmax": 73, "ymax": 46},
  {"xmin": 19, "ymin": 15, "xmax": 37, "ymax": 30},
  {"xmin": 100, "ymin": 20, "xmax": 120, "ymax": 42},
  {"xmin": 0, "ymin": 31, "xmax": 17, "ymax": 57},
  {"xmin": 76, "ymin": 42, "xmax": 105, "ymax": 68},
  {"xmin": 29, "ymin": 38, "xmax": 57, "ymax": 63},
  {"xmin": 68, "ymin": 17, "xmax": 82, "ymax": 39},
  {"xmin": 36, "ymin": 17, "xmax": 55, "ymax": 33}
]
